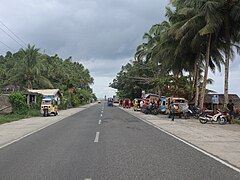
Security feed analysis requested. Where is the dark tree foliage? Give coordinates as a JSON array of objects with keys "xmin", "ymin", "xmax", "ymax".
[{"xmin": 0, "ymin": 45, "xmax": 95, "ymax": 106}]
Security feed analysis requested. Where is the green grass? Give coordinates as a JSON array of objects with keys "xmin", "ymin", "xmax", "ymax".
[
  {"xmin": 0, "ymin": 109, "xmax": 41, "ymax": 124},
  {"xmin": 234, "ymin": 119, "xmax": 240, "ymax": 125},
  {"xmin": 233, "ymin": 114, "xmax": 240, "ymax": 124}
]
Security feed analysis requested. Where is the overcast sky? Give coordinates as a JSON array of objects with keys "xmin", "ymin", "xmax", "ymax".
[{"xmin": 0, "ymin": 0, "xmax": 239, "ymax": 98}]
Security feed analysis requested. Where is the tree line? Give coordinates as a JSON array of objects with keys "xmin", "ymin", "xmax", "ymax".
[
  {"xmin": 110, "ymin": 0, "xmax": 240, "ymax": 109},
  {"xmin": 0, "ymin": 44, "xmax": 96, "ymax": 107}
]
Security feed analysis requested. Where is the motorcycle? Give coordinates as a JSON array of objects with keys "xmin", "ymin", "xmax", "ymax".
[
  {"xmin": 188, "ymin": 105, "xmax": 203, "ymax": 119},
  {"xmin": 199, "ymin": 109, "xmax": 227, "ymax": 125},
  {"xmin": 142, "ymin": 103, "xmax": 159, "ymax": 115},
  {"xmin": 222, "ymin": 112, "xmax": 231, "ymax": 124}
]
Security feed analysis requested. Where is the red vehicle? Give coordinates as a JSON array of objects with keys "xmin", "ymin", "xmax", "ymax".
[{"xmin": 123, "ymin": 99, "xmax": 131, "ymax": 108}]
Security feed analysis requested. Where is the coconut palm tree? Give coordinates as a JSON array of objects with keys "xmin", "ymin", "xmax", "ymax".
[
  {"xmin": 183, "ymin": 0, "xmax": 240, "ymax": 106},
  {"xmin": 170, "ymin": 0, "xmax": 226, "ymax": 108},
  {"xmin": 11, "ymin": 44, "xmax": 53, "ymax": 89},
  {"xmin": 129, "ymin": 0, "xmax": 239, "ymax": 107},
  {"xmin": 216, "ymin": 0, "xmax": 240, "ymax": 106}
]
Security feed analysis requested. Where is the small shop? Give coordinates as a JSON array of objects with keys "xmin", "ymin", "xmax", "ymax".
[
  {"xmin": 27, "ymin": 89, "xmax": 62, "ymax": 105},
  {"xmin": 204, "ymin": 94, "xmax": 240, "ymax": 113}
]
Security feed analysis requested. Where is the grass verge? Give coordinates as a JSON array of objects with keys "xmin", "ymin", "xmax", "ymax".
[
  {"xmin": 0, "ymin": 109, "xmax": 41, "ymax": 124},
  {"xmin": 234, "ymin": 119, "xmax": 240, "ymax": 125}
]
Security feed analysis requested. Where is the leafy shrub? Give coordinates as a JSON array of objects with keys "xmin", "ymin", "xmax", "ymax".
[
  {"xmin": 9, "ymin": 92, "xmax": 28, "ymax": 114},
  {"xmin": 76, "ymin": 89, "xmax": 92, "ymax": 104},
  {"xmin": 59, "ymin": 96, "xmax": 68, "ymax": 110},
  {"xmin": 35, "ymin": 94, "xmax": 43, "ymax": 109},
  {"xmin": 28, "ymin": 94, "xmax": 42, "ymax": 111},
  {"xmin": 59, "ymin": 88, "xmax": 92, "ymax": 109}
]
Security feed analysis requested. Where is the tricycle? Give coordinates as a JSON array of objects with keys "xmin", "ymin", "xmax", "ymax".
[
  {"xmin": 168, "ymin": 102, "xmax": 189, "ymax": 119},
  {"xmin": 41, "ymin": 98, "xmax": 58, "ymax": 116}
]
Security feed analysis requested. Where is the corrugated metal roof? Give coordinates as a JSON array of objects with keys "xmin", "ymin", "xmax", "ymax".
[{"xmin": 27, "ymin": 89, "xmax": 61, "ymax": 96}]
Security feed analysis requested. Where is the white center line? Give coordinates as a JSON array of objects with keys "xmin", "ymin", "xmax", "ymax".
[
  {"xmin": 99, "ymin": 119, "xmax": 102, "ymax": 125},
  {"xmin": 84, "ymin": 178, "xmax": 91, "ymax": 180},
  {"xmin": 100, "ymin": 114, "xmax": 103, "ymax": 117},
  {"xmin": 101, "ymin": 111, "xmax": 103, "ymax": 113},
  {"xmin": 94, "ymin": 132, "xmax": 100, "ymax": 143}
]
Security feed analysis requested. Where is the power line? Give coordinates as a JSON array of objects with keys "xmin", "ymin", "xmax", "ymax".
[
  {"xmin": 0, "ymin": 26, "xmax": 25, "ymax": 48},
  {"xmin": 0, "ymin": 20, "xmax": 28, "ymax": 46},
  {"xmin": 0, "ymin": 40, "xmax": 15, "ymax": 51}
]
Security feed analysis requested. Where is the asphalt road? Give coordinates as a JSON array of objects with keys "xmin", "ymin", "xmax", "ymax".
[{"xmin": 0, "ymin": 103, "xmax": 239, "ymax": 180}]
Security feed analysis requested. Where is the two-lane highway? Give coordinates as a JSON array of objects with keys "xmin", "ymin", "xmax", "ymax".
[{"xmin": 0, "ymin": 103, "xmax": 239, "ymax": 179}]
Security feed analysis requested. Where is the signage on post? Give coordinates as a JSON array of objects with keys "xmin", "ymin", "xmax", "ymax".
[{"xmin": 212, "ymin": 95, "xmax": 219, "ymax": 104}]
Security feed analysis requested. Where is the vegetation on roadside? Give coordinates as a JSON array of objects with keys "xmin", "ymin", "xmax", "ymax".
[
  {"xmin": 0, "ymin": 44, "xmax": 97, "ymax": 123},
  {"xmin": 0, "ymin": 45, "xmax": 96, "ymax": 108},
  {"xmin": 9, "ymin": 93, "xmax": 28, "ymax": 114},
  {"xmin": 110, "ymin": 0, "xmax": 240, "ymax": 109},
  {"xmin": 0, "ymin": 90, "xmax": 95, "ymax": 124},
  {"xmin": 234, "ymin": 120, "xmax": 240, "ymax": 125},
  {"xmin": 0, "ymin": 92, "xmax": 40, "ymax": 124},
  {"xmin": 0, "ymin": 109, "xmax": 41, "ymax": 124}
]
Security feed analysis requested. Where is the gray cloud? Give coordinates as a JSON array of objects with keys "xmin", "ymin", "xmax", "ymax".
[
  {"xmin": 1, "ymin": 0, "xmax": 239, "ymax": 98},
  {"xmin": 0, "ymin": 0, "xmax": 169, "ymax": 98},
  {"xmin": 1, "ymin": 0, "xmax": 168, "ymax": 60}
]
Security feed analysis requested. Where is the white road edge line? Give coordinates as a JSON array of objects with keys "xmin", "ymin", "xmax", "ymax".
[
  {"xmin": 0, "ymin": 120, "xmax": 60, "ymax": 150},
  {"xmin": 94, "ymin": 132, "xmax": 100, "ymax": 143},
  {"xmin": 0, "ymin": 104, "xmax": 97, "ymax": 150},
  {"xmin": 99, "ymin": 119, "xmax": 102, "ymax": 125},
  {"xmin": 138, "ymin": 116, "xmax": 240, "ymax": 173}
]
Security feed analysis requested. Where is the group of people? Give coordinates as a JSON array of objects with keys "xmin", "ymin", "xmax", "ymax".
[
  {"xmin": 119, "ymin": 97, "xmax": 237, "ymax": 123},
  {"xmin": 140, "ymin": 99, "xmax": 160, "ymax": 109}
]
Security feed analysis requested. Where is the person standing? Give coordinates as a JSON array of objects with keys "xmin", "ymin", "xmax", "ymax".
[
  {"xmin": 227, "ymin": 99, "xmax": 235, "ymax": 124},
  {"xmin": 140, "ymin": 100, "xmax": 143, "ymax": 108}
]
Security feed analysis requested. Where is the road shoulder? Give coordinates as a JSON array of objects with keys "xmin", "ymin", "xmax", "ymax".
[
  {"xmin": 121, "ymin": 107, "xmax": 240, "ymax": 169},
  {"xmin": 0, "ymin": 103, "xmax": 96, "ymax": 148}
]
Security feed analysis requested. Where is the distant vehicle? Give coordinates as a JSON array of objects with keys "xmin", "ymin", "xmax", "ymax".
[
  {"xmin": 123, "ymin": 98, "xmax": 131, "ymax": 108},
  {"xmin": 141, "ymin": 98, "xmax": 159, "ymax": 115},
  {"xmin": 159, "ymin": 96, "xmax": 167, "ymax": 114},
  {"xmin": 113, "ymin": 95, "xmax": 119, "ymax": 103},
  {"xmin": 41, "ymin": 98, "xmax": 58, "ymax": 116},
  {"xmin": 168, "ymin": 103, "xmax": 189, "ymax": 119},
  {"xmin": 107, "ymin": 98, "xmax": 113, "ymax": 106},
  {"xmin": 133, "ymin": 98, "xmax": 142, "ymax": 111},
  {"xmin": 166, "ymin": 97, "xmax": 188, "ymax": 114},
  {"xmin": 98, "ymin": 100, "xmax": 101, "ymax": 104}
]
